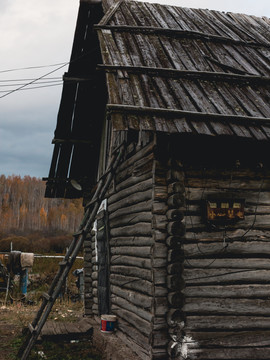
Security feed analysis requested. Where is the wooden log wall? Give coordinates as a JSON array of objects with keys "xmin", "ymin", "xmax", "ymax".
[
  {"xmin": 93, "ymin": 141, "xmax": 157, "ymax": 359},
  {"xmin": 178, "ymin": 165, "xmax": 270, "ymax": 360},
  {"xmin": 83, "ymin": 232, "xmax": 93, "ymax": 316}
]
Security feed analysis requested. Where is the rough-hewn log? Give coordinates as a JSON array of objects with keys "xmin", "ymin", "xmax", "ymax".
[
  {"xmin": 110, "ymin": 265, "xmax": 152, "ymax": 281},
  {"xmin": 110, "ymin": 222, "xmax": 152, "ymax": 237},
  {"xmin": 153, "ymin": 268, "xmax": 167, "ymax": 285},
  {"xmin": 151, "ymin": 330, "xmax": 169, "ymax": 347},
  {"xmin": 167, "ymin": 193, "xmax": 185, "ymax": 207},
  {"xmin": 183, "ymin": 284, "xmax": 270, "ymax": 298},
  {"xmin": 184, "ymin": 315, "xmax": 270, "ymax": 330},
  {"xmin": 151, "ymin": 348, "xmax": 168, "ymax": 360},
  {"xmin": 168, "ymin": 292, "xmax": 184, "ymax": 307},
  {"xmin": 183, "ymin": 297, "xmax": 270, "ymax": 315},
  {"xmin": 167, "ymin": 221, "xmax": 186, "ymax": 236},
  {"xmin": 152, "ymin": 215, "xmax": 167, "ymax": 230},
  {"xmin": 108, "ymin": 178, "xmax": 153, "ymax": 205},
  {"xmin": 151, "ymin": 243, "xmax": 167, "ymax": 258},
  {"xmin": 166, "ymin": 209, "xmax": 184, "ymax": 221},
  {"xmin": 109, "ymin": 171, "xmax": 153, "ymax": 195},
  {"xmin": 184, "ymin": 258, "xmax": 270, "ymax": 269},
  {"xmin": 154, "ymin": 297, "xmax": 169, "ymax": 316},
  {"xmin": 111, "ymin": 301, "xmax": 153, "ymax": 330},
  {"xmin": 152, "ymin": 201, "xmax": 169, "ymax": 215},
  {"xmin": 167, "ymin": 274, "xmax": 185, "ymax": 290},
  {"xmin": 167, "ymin": 262, "xmax": 183, "ymax": 275},
  {"xmin": 153, "ymin": 185, "xmax": 168, "ymax": 201},
  {"xmin": 109, "ymin": 199, "xmax": 152, "ymax": 220},
  {"xmin": 185, "ymin": 177, "xmax": 270, "ymax": 191},
  {"xmin": 108, "ymin": 191, "xmax": 152, "ymax": 214},
  {"xmin": 187, "ymin": 347, "xmax": 270, "ymax": 359},
  {"xmin": 110, "ymin": 273, "xmax": 153, "ymax": 296},
  {"xmin": 166, "ymin": 308, "xmax": 185, "ymax": 328},
  {"xmin": 110, "ymin": 212, "xmax": 152, "ymax": 229},
  {"xmin": 184, "ymin": 229, "xmax": 270, "ymax": 242},
  {"xmin": 185, "ymin": 214, "xmax": 270, "ymax": 231},
  {"xmin": 183, "ymin": 330, "xmax": 270, "ymax": 347},
  {"xmin": 168, "ymin": 182, "xmax": 185, "ymax": 195},
  {"xmin": 168, "ymin": 249, "xmax": 183, "ymax": 263},
  {"xmin": 184, "ymin": 241, "xmax": 270, "ymax": 258},
  {"xmin": 184, "ymin": 268, "xmax": 270, "ymax": 285},
  {"xmin": 116, "ymin": 319, "xmax": 150, "ymax": 353},
  {"xmin": 111, "ymin": 255, "xmax": 151, "ymax": 269},
  {"xmin": 114, "ymin": 153, "xmax": 154, "ymax": 187},
  {"xmin": 153, "ymin": 230, "xmax": 167, "ymax": 242},
  {"xmin": 166, "ymin": 236, "xmax": 182, "ymax": 248},
  {"xmin": 115, "ymin": 327, "xmax": 150, "ymax": 360},
  {"xmin": 184, "ymin": 203, "xmax": 270, "ymax": 216},
  {"xmin": 184, "ymin": 168, "xmax": 270, "ymax": 180},
  {"xmin": 166, "ymin": 169, "xmax": 184, "ymax": 183},
  {"xmin": 111, "ymin": 284, "xmax": 152, "ymax": 309},
  {"xmin": 110, "ymin": 236, "xmax": 153, "ymax": 247},
  {"xmin": 117, "ymin": 141, "xmax": 155, "ymax": 173},
  {"xmin": 186, "ymin": 187, "xmax": 270, "ymax": 205}
]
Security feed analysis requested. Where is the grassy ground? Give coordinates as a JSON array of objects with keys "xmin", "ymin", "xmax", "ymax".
[
  {"xmin": 0, "ymin": 301, "xmax": 101, "ymax": 360},
  {"xmin": 0, "ymin": 256, "xmax": 101, "ymax": 360}
]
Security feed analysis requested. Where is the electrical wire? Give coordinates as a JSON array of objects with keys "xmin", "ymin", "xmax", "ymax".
[
  {"xmin": 0, "ymin": 62, "xmax": 68, "ymax": 99},
  {"xmin": 0, "ymin": 62, "xmax": 68, "ymax": 74},
  {"xmin": 183, "ymin": 167, "xmax": 265, "ymax": 278},
  {"xmin": 0, "ymin": 45, "xmax": 100, "ymax": 99},
  {"xmin": 0, "ymin": 83, "xmax": 63, "ymax": 92},
  {"xmin": 0, "ymin": 77, "xmax": 62, "ymax": 84},
  {"xmin": 0, "ymin": 80, "xmax": 62, "ymax": 88}
]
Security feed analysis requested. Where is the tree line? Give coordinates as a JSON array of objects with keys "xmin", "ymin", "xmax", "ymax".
[{"xmin": 0, "ymin": 175, "xmax": 84, "ymax": 252}]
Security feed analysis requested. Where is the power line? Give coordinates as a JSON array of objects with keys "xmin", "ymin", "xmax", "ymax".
[
  {"xmin": 0, "ymin": 62, "xmax": 68, "ymax": 99},
  {"xmin": 0, "ymin": 62, "xmax": 68, "ymax": 74},
  {"xmin": 0, "ymin": 80, "xmax": 62, "ymax": 88},
  {"xmin": 0, "ymin": 77, "xmax": 61, "ymax": 83},
  {"xmin": 0, "ymin": 83, "xmax": 63, "ymax": 93}
]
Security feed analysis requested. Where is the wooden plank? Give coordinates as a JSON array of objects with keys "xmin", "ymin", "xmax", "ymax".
[
  {"xmin": 187, "ymin": 347, "xmax": 270, "ymax": 359},
  {"xmin": 183, "ymin": 297, "xmax": 270, "ymax": 315},
  {"xmin": 185, "ymin": 315, "xmax": 270, "ymax": 330},
  {"xmin": 183, "ymin": 330, "xmax": 270, "ymax": 347},
  {"xmin": 183, "ymin": 284, "xmax": 270, "ymax": 298},
  {"xmin": 183, "ymin": 241, "xmax": 270, "ymax": 258},
  {"xmin": 111, "ymin": 255, "xmax": 151, "ymax": 269}
]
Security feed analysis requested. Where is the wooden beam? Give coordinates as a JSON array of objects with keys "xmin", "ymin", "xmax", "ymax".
[
  {"xmin": 97, "ymin": 64, "xmax": 270, "ymax": 84},
  {"xmin": 52, "ymin": 138, "xmax": 94, "ymax": 145},
  {"xmin": 94, "ymin": 24, "xmax": 269, "ymax": 49},
  {"xmin": 106, "ymin": 104, "xmax": 270, "ymax": 125}
]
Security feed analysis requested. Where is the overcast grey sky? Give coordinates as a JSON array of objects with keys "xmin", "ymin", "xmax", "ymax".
[{"xmin": 1, "ymin": 0, "xmax": 270, "ymax": 178}]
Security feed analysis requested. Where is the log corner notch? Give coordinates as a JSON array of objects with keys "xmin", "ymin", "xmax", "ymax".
[
  {"xmin": 151, "ymin": 155, "xmax": 186, "ymax": 359},
  {"xmin": 166, "ymin": 164, "xmax": 187, "ymax": 359}
]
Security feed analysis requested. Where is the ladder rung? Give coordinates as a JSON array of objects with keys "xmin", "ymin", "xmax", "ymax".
[
  {"xmin": 28, "ymin": 323, "xmax": 36, "ymax": 334},
  {"xmin": 43, "ymin": 292, "xmax": 52, "ymax": 301},
  {"xmin": 73, "ymin": 230, "xmax": 84, "ymax": 237},
  {"xmin": 59, "ymin": 260, "xmax": 69, "ymax": 266}
]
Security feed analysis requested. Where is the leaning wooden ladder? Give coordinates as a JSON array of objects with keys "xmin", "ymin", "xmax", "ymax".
[{"xmin": 18, "ymin": 144, "xmax": 125, "ymax": 360}]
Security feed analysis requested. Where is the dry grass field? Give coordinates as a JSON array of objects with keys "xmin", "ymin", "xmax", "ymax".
[{"xmin": 0, "ymin": 256, "xmax": 101, "ymax": 360}]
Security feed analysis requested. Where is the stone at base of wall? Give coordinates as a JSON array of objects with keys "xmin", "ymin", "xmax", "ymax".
[{"xmin": 85, "ymin": 316, "xmax": 141, "ymax": 360}]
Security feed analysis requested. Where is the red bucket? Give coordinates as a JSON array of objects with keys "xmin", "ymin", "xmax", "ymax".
[{"xmin": 101, "ymin": 315, "xmax": 117, "ymax": 333}]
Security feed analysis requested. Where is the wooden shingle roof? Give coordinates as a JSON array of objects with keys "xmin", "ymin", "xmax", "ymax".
[
  {"xmin": 97, "ymin": 0, "xmax": 270, "ymax": 140},
  {"xmin": 45, "ymin": 0, "xmax": 270, "ymax": 198}
]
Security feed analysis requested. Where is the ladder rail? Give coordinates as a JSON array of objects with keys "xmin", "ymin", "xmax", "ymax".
[{"xmin": 19, "ymin": 144, "xmax": 125, "ymax": 360}]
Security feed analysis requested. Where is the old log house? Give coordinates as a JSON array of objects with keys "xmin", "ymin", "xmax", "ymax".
[{"xmin": 44, "ymin": 0, "xmax": 270, "ymax": 358}]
